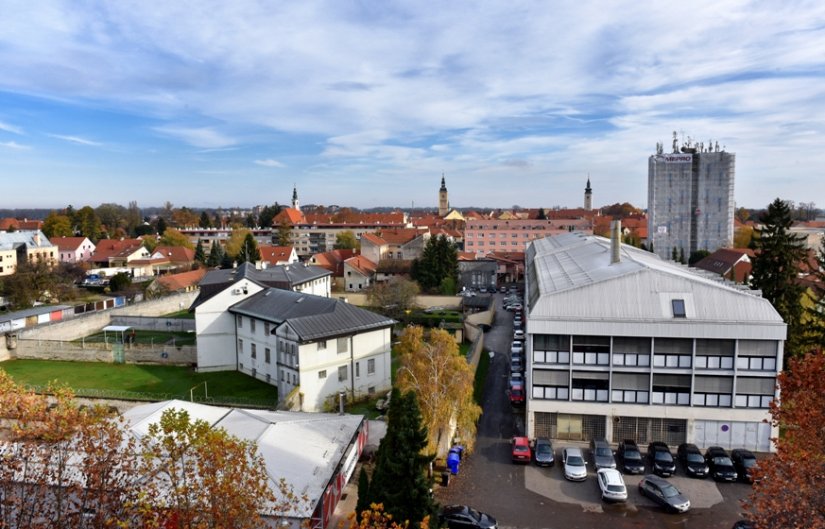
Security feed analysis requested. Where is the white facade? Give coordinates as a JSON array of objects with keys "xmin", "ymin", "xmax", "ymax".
[
  {"xmin": 292, "ymin": 274, "xmax": 331, "ymax": 298},
  {"xmin": 0, "ymin": 247, "xmax": 16, "ymax": 276},
  {"xmin": 194, "ymin": 279, "xmax": 264, "ymax": 371},
  {"xmin": 524, "ymin": 233, "xmax": 785, "ymax": 452}
]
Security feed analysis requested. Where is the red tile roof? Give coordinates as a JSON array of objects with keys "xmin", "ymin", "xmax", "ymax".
[
  {"xmin": 273, "ymin": 208, "xmax": 306, "ymax": 225},
  {"xmin": 258, "ymin": 245, "xmax": 295, "ymax": 264},
  {"xmin": 153, "ymin": 246, "xmax": 195, "ymax": 263},
  {"xmin": 92, "ymin": 239, "xmax": 145, "ymax": 261},
  {"xmin": 360, "ymin": 233, "xmax": 387, "ymax": 246},
  {"xmin": 310, "ymin": 249, "xmax": 357, "ymax": 276},
  {"xmin": 49, "ymin": 236, "xmax": 91, "ymax": 252},
  {"xmin": 345, "ymin": 255, "xmax": 378, "ymax": 276},
  {"xmin": 156, "ymin": 268, "xmax": 208, "ymax": 292},
  {"xmin": 378, "ymin": 228, "xmax": 423, "ymax": 245}
]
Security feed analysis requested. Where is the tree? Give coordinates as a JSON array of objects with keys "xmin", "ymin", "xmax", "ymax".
[
  {"xmin": 750, "ymin": 199, "xmax": 808, "ymax": 358},
  {"xmin": 126, "ymin": 200, "xmax": 142, "ymax": 236},
  {"xmin": 199, "ymin": 211, "xmax": 212, "ymax": 229},
  {"xmin": 109, "ymin": 272, "xmax": 132, "ymax": 293},
  {"xmin": 75, "ymin": 205, "xmax": 102, "ymax": 241},
  {"xmin": 335, "ymin": 230, "xmax": 359, "ymax": 250},
  {"xmin": 411, "ymin": 235, "xmax": 458, "ymax": 293},
  {"xmin": 207, "ymin": 241, "xmax": 224, "ymax": 267},
  {"xmin": 42, "ymin": 212, "xmax": 73, "ymax": 238},
  {"xmin": 225, "ymin": 229, "xmax": 254, "ymax": 259},
  {"xmin": 171, "ymin": 207, "xmax": 199, "ymax": 228},
  {"xmin": 156, "ymin": 217, "xmax": 168, "ymax": 237},
  {"xmin": 743, "ymin": 352, "xmax": 825, "ymax": 529},
  {"xmin": 396, "ymin": 326, "xmax": 482, "ymax": 455},
  {"xmin": 536, "ymin": 208, "xmax": 547, "ymax": 220},
  {"xmin": 368, "ymin": 389, "xmax": 436, "ymax": 527},
  {"xmin": 367, "ymin": 277, "xmax": 420, "ymax": 319},
  {"xmin": 276, "ymin": 220, "xmax": 292, "ymax": 246},
  {"xmin": 802, "ymin": 236, "xmax": 825, "ymax": 351},
  {"xmin": 194, "ymin": 240, "xmax": 206, "ymax": 264},
  {"xmin": 736, "ymin": 206, "xmax": 751, "ymax": 223},
  {"xmin": 0, "ymin": 259, "xmax": 62, "ymax": 309},
  {"xmin": 237, "ymin": 233, "xmax": 262, "ymax": 264},
  {"xmin": 688, "ymin": 249, "xmax": 710, "ymax": 266},
  {"xmin": 96, "ymin": 203, "xmax": 127, "ymax": 236},
  {"xmin": 355, "ymin": 467, "xmax": 372, "ymax": 517},
  {"xmin": 258, "ymin": 203, "xmax": 282, "ymax": 228},
  {"xmin": 734, "ymin": 225, "xmax": 754, "ymax": 248},
  {"xmin": 159, "ymin": 228, "xmax": 195, "ymax": 249}
]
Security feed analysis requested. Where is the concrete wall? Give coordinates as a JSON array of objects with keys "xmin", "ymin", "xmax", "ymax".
[
  {"xmin": 333, "ymin": 292, "xmax": 462, "ymax": 309},
  {"xmin": 18, "ymin": 292, "xmax": 199, "ymax": 342},
  {"xmin": 15, "ymin": 339, "xmax": 196, "ymax": 365},
  {"xmin": 110, "ymin": 315, "xmax": 196, "ymax": 332}
]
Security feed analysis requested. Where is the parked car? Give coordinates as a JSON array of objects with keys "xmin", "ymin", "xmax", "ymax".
[
  {"xmin": 617, "ymin": 440, "xmax": 646, "ymax": 474},
  {"xmin": 562, "ymin": 447, "xmax": 588, "ymax": 481},
  {"xmin": 509, "ymin": 385, "xmax": 525, "ymax": 406},
  {"xmin": 511, "ymin": 341, "xmax": 523, "ymax": 355},
  {"xmin": 508, "ymin": 371, "xmax": 524, "ymax": 390},
  {"xmin": 534, "ymin": 437, "xmax": 555, "ymax": 467},
  {"xmin": 596, "ymin": 468, "xmax": 628, "ymax": 502},
  {"xmin": 647, "ymin": 442, "xmax": 676, "ymax": 477},
  {"xmin": 510, "ymin": 356, "xmax": 524, "ymax": 372},
  {"xmin": 500, "ymin": 286, "xmax": 507, "ymax": 293},
  {"xmin": 590, "ymin": 438, "xmax": 617, "ymax": 470},
  {"xmin": 677, "ymin": 443, "xmax": 709, "ymax": 478},
  {"xmin": 439, "ymin": 505, "xmax": 498, "ymax": 529},
  {"xmin": 513, "ymin": 320, "xmax": 523, "ymax": 330},
  {"xmin": 512, "ymin": 436, "xmax": 531, "ymax": 464},
  {"xmin": 513, "ymin": 329, "xmax": 525, "ymax": 341},
  {"xmin": 638, "ymin": 474, "xmax": 691, "ymax": 513},
  {"xmin": 706, "ymin": 446, "xmax": 738, "ymax": 482},
  {"xmin": 731, "ymin": 449, "xmax": 758, "ymax": 483}
]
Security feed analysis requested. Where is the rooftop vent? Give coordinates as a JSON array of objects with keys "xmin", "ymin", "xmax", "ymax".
[{"xmin": 610, "ymin": 220, "xmax": 622, "ymax": 264}]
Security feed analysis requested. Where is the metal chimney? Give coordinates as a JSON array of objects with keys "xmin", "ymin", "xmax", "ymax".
[{"xmin": 610, "ymin": 220, "xmax": 622, "ymax": 264}]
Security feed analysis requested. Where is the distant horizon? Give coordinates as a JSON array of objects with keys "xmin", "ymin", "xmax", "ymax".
[{"xmin": 2, "ymin": 2, "xmax": 824, "ymax": 209}]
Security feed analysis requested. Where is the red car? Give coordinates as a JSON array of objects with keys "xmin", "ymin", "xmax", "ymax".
[
  {"xmin": 512, "ymin": 436, "xmax": 531, "ymax": 464},
  {"xmin": 509, "ymin": 385, "xmax": 525, "ymax": 406}
]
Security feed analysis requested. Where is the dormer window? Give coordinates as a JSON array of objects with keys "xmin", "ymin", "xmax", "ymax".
[{"xmin": 672, "ymin": 299, "xmax": 686, "ymax": 318}]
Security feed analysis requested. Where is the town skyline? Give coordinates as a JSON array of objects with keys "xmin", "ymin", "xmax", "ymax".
[{"xmin": 2, "ymin": 1, "xmax": 825, "ymax": 210}]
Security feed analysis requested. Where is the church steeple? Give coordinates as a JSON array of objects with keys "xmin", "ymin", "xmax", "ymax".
[
  {"xmin": 292, "ymin": 184, "xmax": 300, "ymax": 212},
  {"xmin": 438, "ymin": 173, "xmax": 449, "ymax": 217},
  {"xmin": 584, "ymin": 175, "xmax": 593, "ymax": 211}
]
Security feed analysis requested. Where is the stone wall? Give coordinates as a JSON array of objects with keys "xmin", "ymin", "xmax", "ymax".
[
  {"xmin": 15, "ymin": 339, "xmax": 196, "ymax": 365},
  {"xmin": 110, "ymin": 315, "xmax": 196, "ymax": 332}
]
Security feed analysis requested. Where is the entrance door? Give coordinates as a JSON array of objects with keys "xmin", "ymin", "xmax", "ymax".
[{"xmin": 557, "ymin": 414, "xmax": 583, "ymax": 441}]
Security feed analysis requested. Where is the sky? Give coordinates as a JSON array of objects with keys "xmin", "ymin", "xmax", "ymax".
[{"xmin": 2, "ymin": 1, "xmax": 825, "ymax": 211}]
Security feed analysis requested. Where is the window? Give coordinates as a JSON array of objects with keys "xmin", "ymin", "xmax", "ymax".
[
  {"xmin": 317, "ymin": 340, "xmax": 327, "ymax": 351},
  {"xmin": 236, "ymin": 315, "xmax": 243, "ymax": 328},
  {"xmin": 368, "ymin": 358, "xmax": 375, "ymax": 374},
  {"xmin": 672, "ymin": 299, "xmax": 686, "ymax": 318},
  {"xmin": 251, "ymin": 343, "xmax": 257, "ymax": 358},
  {"xmin": 250, "ymin": 319, "xmax": 256, "ymax": 333},
  {"xmin": 338, "ymin": 337, "xmax": 349, "ymax": 353},
  {"xmin": 355, "ymin": 362, "xmax": 360, "ymax": 377},
  {"xmin": 338, "ymin": 365, "xmax": 348, "ymax": 382},
  {"xmin": 264, "ymin": 322, "xmax": 270, "ymax": 336},
  {"xmin": 265, "ymin": 348, "xmax": 271, "ymax": 363},
  {"xmin": 237, "ymin": 339, "xmax": 243, "ymax": 353},
  {"xmin": 318, "ymin": 370, "xmax": 327, "ymax": 379}
]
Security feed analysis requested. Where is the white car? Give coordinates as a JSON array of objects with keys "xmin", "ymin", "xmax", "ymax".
[
  {"xmin": 596, "ymin": 468, "xmax": 628, "ymax": 502},
  {"xmin": 562, "ymin": 447, "xmax": 588, "ymax": 481},
  {"xmin": 511, "ymin": 341, "xmax": 523, "ymax": 355},
  {"xmin": 513, "ymin": 329, "xmax": 525, "ymax": 341}
]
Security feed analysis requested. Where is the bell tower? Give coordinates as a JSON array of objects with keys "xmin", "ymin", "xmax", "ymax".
[
  {"xmin": 438, "ymin": 174, "xmax": 449, "ymax": 217},
  {"xmin": 292, "ymin": 184, "xmax": 300, "ymax": 212},
  {"xmin": 584, "ymin": 176, "xmax": 593, "ymax": 211}
]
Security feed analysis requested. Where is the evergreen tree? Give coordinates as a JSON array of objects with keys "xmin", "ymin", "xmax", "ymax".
[
  {"xmin": 354, "ymin": 466, "xmax": 371, "ymax": 518},
  {"xmin": 220, "ymin": 252, "xmax": 235, "ymax": 269},
  {"xmin": 678, "ymin": 247, "xmax": 686, "ymax": 264},
  {"xmin": 199, "ymin": 211, "xmax": 212, "ymax": 228},
  {"xmin": 671, "ymin": 246, "xmax": 678, "ymax": 262},
  {"xmin": 237, "ymin": 233, "xmax": 262, "ymax": 264},
  {"xmin": 537, "ymin": 208, "xmax": 547, "ymax": 220},
  {"xmin": 369, "ymin": 389, "xmax": 436, "ymax": 527},
  {"xmin": 411, "ymin": 235, "xmax": 458, "ymax": 293},
  {"xmin": 156, "ymin": 217, "xmax": 168, "ymax": 236},
  {"xmin": 751, "ymin": 198, "xmax": 808, "ymax": 357},
  {"xmin": 207, "ymin": 241, "xmax": 224, "ymax": 267},
  {"xmin": 194, "ymin": 240, "xmax": 206, "ymax": 263}
]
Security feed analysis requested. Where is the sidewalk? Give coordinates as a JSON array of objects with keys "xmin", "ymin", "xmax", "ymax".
[{"xmin": 327, "ymin": 478, "xmax": 359, "ymax": 529}]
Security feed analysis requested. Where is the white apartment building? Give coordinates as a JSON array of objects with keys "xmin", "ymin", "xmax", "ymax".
[{"xmin": 524, "ymin": 228, "xmax": 785, "ymax": 452}]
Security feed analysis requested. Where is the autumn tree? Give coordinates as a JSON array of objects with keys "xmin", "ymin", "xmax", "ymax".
[
  {"xmin": 96, "ymin": 202, "xmax": 127, "ymax": 236},
  {"xmin": 42, "ymin": 211, "xmax": 73, "ymax": 238},
  {"xmin": 743, "ymin": 352, "xmax": 825, "ymax": 529},
  {"xmin": 734, "ymin": 224, "xmax": 754, "ymax": 248},
  {"xmin": 74, "ymin": 205, "xmax": 102, "ymax": 241},
  {"xmin": 225, "ymin": 228, "xmax": 253, "ymax": 259},
  {"xmin": 126, "ymin": 200, "xmax": 142, "ymax": 236},
  {"xmin": 351, "ymin": 503, "xmax": 429, "ymax": 529},
  {"xmin": 0, "ymin": 259, "xmax": 62, "ymax": 309},
  {"xmin": 802, "ymin": 236, "xmax": 825, "ymax": 350},
  {"xmin": 159, "ymin": 228, "xmax": 195, "ymax": 249},
  {"xmin": 171, "ymin": 207, "xmax": 199, "ymax": 228},
  {"xmin": 276, "ymin": 220, "xmax": 293, "ymax": 246},
  {"xmin": 750, "ymin": 198, "xmax": 808, "ymax": 358},
  {"xmin": 335, "ymin": 230, "xmax": 359, "ymax": 250},
  {"xmin": 396, "ymin": 326, "xmax": 482, "ymax": 454},
  {"xmin": 367, "ymin": 277, "xmax": 420, "ymax": 319},
  {"xmin": 368, "ymin": 389, "xmax": 436, "ymax": 528}
]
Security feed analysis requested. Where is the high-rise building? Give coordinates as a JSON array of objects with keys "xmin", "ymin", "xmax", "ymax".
[
  {"xmin": 438, "ymin": 174, "xmax": 449, "ymax": 217},
  {"xmin": 584, "ymin": 176, "xmax": 593, "ymax": 210},
  {"xmin": 648, "ymin": 135, "xmax": 735, "ymax": 260}
]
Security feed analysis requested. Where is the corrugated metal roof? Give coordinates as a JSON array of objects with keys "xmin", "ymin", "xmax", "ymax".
[
  {"xmin": 231, "ymin": 288, "xmax": 394, "ymax": 341},
  {"xmin": 527, "ymin": 233, "xmax": 784, "ymax": 328},
  {"xmin": 0, "ymin": 304, "xmax": 72, "ymax": 321},
  {"xmin": 123, "ymin": 400, "xmax": 363, "ymax": 518}
]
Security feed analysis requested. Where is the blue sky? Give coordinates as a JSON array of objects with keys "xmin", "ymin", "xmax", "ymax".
[{"xmin": 2, "ymin": 1, "xmax": 825, "ymax": 211}]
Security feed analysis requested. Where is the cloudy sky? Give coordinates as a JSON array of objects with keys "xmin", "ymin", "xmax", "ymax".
[{"xmin": 2, "ymin": 1, "xmax": 825, "ymax": 211}]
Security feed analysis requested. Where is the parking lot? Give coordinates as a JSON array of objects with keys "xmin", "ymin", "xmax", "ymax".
[{"xmin": 435, "ymin": 289, "xmax": 754, "ymax": 529}]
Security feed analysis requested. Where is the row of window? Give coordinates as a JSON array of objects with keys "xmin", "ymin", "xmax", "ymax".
[
  {"xmin": 532, "ymin": 385, "xmax": 771, "ymax": 408},
  {"xmin": 317, "ymin": 359, "xmax": 377, "ymax": 381},
  {"xmin": 466, "ymin": 241, "xmax": 526, "ymax": 247},
  {"xmin": 532, "ymin": 351, "xmax": 775, "ymax": 371}
]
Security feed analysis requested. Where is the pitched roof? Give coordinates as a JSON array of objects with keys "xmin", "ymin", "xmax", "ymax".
[
  {"xmin": 0, "ymin": 230, "xmax": 54, "ymax": 249},
  {"xmin": 344, "ymin": 255, "xmax": 377, "ymax": 276},
  {"xmin": 92, "ymin": 239, "xmax": 145, "ymax": 261},
  {"xmin": 377, "ymin": 228, "xmax": 423, "ymax": 245},
  {"xmin": 457, "ymin": 251, "xmax": 477, "ymax": 261},
  {"xmin": 310, "ymin": 249, "xmax": 356, "ymax": 276},
  {"xmin": 156, "ymin": 268, "xmax": 208, "ymax": 291},
  {"xmin": 49, "ymin": 236, "xmax": 92, "ymax": 252},
  {"xmin": 360, "ymin": 233, "xmax": 386, "ymax": 246},
  {"xmin": 0, "ymin": 218, "xmax": 42, "ymax": 231},
  {"xmin": 231, "ymin": 288, "xmax": 394, "ymax": 341},
  {"xmin": 258, "ymin": 245, "xmax": 295, "ymax": 264},
  {"xmin": 273, "ymin": 208, "xmax": 305, "ymax": 225},
  {"xmin": 694, "ymin": 248, "xmax": 753, "ymax": 283},
  {"xmin": 152, "ymin": 246, "xmax": 195, "ymax": 263},
  {"xmin": 302, "ymin": 211, "xmax": 406, "ymax": 225}
]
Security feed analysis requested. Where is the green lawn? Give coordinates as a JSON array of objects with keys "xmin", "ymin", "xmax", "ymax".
[
  {"xmin": 0, "ymin": 360, "xmax": 278, "ymax": 405},
  {"xmin": 78, "ymin": 330, "xmax": 196, "ymax": 346},
  {"xmin": 163, "ymin": 309, "xmax": 196, "ymax": 319}
]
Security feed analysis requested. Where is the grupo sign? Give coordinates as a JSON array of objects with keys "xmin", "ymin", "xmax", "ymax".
[{"xmin": 663, "ymin": 154, "xmax": 693, "ymax": 163}]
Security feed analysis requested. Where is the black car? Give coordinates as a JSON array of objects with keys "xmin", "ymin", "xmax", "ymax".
[
  {"xmin": 731, "ymin": 449, "xmax": 758, "ymax": 483},
  {"xmin": 705, "ymin": 446, "xmax": 738, "ymax": 482},
  {"xmin": 439, "ymin": 505, "xmax": 498, "ymax": 529},
  {"xmin": 617, "ymin": 440, "xmax": 645, "ymax": 474},
  {"xmin": 647, "ymin": 442, "xmax": 676, "ymax": 477},
  {"xmin": 677, "ymin": 443, "xmax": 709, "ymax": 478},
  {"xmin": 638, "ymin": 474, "xmax": 690, "ymax": 513}
]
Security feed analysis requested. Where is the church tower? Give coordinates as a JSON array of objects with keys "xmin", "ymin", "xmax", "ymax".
[
  {"xmin": 438, "ymin": 174, "xmax": 449, "ymax": 217},
  {"xmin": 584, "ymin": 176, "xmax": 593, "ymax": 211},
  {"xmin": 292, "ymin": 184, "xmax": 300, "ymax": 212}
]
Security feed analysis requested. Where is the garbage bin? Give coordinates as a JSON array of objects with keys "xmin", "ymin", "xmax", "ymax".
[
  {"xmin": 441, "ymin": 471, "xmax": 450, "ymax": 486},
  {"xmin": 447, "ymin": 449, "xmax": 460, "ymax": 475}
]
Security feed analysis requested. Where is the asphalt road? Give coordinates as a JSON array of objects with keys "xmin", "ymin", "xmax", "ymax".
[{"xmin": 435, "ymin": 292, "xmax": 753, "ymax": 529}]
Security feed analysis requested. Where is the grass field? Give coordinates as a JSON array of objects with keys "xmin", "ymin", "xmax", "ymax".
[{"xmin": 0, "ymin": 359, "xmax": 277, "ymax": 403}]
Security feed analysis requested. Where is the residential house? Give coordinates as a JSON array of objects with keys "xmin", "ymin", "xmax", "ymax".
[
  {"xmin": 343, "ymin": 255, "xmax": 378, "ymax": 292},
  {"xmin": 50, "ymin": 236, "xmax": 96, "ymax": 264},
  {"xmin": 146, "ymin": 268, "xmax": 207, "ymax": 297},
  {"xmin": 258, "ymin": 245, "xmax": 298, "ymax": 267},
  {"xmin": 360, "ymin": 228, "xmax": 429, "ymax": 264},
  {"xmin": 457, "ymin": 255, "xmax": 498, "ymax": 291},
  {"xmin": 0, "ymin": 230, "xmax": 58, "ymax": 270},
  {"xmin": 280, "ymin": 211, "xmax": 409, "ymax": 258},
  {"xmin": 0, "ymin": 245, "xmax": 17, "ymax": 277},
  {"xmin": 309, "ymin": 249, "xmax": 357, "ymax": 290},
  {"xmin": 694, "ymin": 248, "xmax": 754, "ymax": 284},
  {"xmin": 0, "ymin": 218, "xmax": 43, "ymax": 231},
  {"xmin": 90, "ymin": 239, "xmax": 146, "ymax": 268},
  {"xmin": 524, "ymin": 226, "xmax": 785, "ymax": 452}
]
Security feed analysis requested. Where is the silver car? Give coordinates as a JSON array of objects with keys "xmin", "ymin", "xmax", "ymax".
[{"xmin": 562, "ymin": 447, "xmax": 588, "ymax": 481}]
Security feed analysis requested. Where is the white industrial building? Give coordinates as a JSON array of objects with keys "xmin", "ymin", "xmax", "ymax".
[{"xmin": 524, "ymin": 227, "xmax": 785, "ymax": 452}]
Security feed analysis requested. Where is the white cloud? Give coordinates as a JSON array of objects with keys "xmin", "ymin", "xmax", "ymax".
[
  {"xmin": 254, "ymin": 158, "xmax": 285, "ymax": 168},
  {"xmin": 1, "ymin": 141, "xmax": 30, "ymax": 150},
  {"xmin": 153, "ymin": 126, "xmax": 236, "ymax": 149},
  {"xmin": 0, "ymin": 121, "xmax": 23, "ymax": 135},
  {"xmin": 47, "ymin": 134, "xmax": 102, "ymax": 146}
]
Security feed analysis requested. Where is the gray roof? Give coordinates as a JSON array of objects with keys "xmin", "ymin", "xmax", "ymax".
[
  {"xmin": 0, "ymin": 304, "xmax": 72, "ymax": 322},
  {"xmin": 230, "ymin": 288, "xmax": 395, "ymax": 341},
  {"xmin": 0, "ymin": 230, "xmax": 54, "ymax": 249},
  {"xmin": 526, "ymin": 233, "xmax": 784, "ymax": 334}
]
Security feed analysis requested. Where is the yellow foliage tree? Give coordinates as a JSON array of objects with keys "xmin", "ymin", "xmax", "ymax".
[
  {"xmin": 225, "ymin": 228, "xmax": 253, "ymax": 258},
  {"xmin": 396, "ymin": 326, "xmax": 482, "ymax": 454}
]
